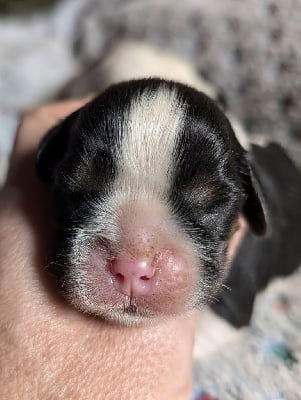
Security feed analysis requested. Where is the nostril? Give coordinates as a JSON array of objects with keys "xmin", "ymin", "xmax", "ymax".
[
  {"xmin": 115, "ymin": 272, "xmax": 125, "ymax": 282},
  {"xmin": 109, "ymin": 257, "xmax": 157, "ymax": 297}
]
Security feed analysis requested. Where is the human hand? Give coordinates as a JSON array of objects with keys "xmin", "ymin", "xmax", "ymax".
[{"xmin": 0, "ymin": 99, "xmax": 197, "ymax": 400}]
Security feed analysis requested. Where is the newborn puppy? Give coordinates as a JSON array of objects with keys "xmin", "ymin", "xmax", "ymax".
[{"xmin": 36, "ymin": 78, "xmax": 265, "ymax": 324}]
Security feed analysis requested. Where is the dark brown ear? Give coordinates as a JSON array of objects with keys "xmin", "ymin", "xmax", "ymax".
[
  {"xmin": 36, "ymin": 110, "xmax": 78, "ymax": 183},
  {"xmin": 241, "ymin": 166, "xmax": 267, "ymax": 236}
]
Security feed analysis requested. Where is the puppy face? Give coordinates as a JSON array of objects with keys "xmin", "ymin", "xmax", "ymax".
[{"xmin": 37, "ymin": 79, "xmax": 265, "ymax": 324}]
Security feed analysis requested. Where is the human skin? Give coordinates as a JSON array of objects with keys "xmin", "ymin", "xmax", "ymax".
[{"xmin": 0, "ymin": 99, "xmax": 246, "ymax": 400}]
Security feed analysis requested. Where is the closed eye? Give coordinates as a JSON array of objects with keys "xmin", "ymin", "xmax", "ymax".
[{"xmin": 181, "ymin": 181, "xmax": 229, "ymax": 210}]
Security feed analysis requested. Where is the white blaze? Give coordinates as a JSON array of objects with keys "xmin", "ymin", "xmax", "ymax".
[{"xmin": 116, "ymin": 86, "xmax": 186, "ymax": 200}]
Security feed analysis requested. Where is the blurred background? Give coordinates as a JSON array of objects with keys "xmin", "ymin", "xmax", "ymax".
[{"xmin": 0, "ymin": 1, "xmax": 301, "ymax": 398}]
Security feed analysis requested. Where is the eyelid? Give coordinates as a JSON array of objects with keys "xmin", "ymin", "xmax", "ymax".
[{"xmin": 183, "ymin": 184, "xmax": 217, "ymax": 206}]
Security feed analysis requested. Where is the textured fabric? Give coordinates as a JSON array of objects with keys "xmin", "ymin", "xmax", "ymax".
[
  {"xmin": 63, "ymin": 0, "xmax": 301, "ymax": 164},
  {"xmin": 193, "ymin": 270, "xmax": 301, "ymax": 399}
]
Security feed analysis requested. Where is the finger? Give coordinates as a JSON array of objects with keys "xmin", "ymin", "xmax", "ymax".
[
  {"xmin": 6, "ymin": 97, "xmax": 92, "ymax": 187},
  {"xmin": 12, "ymin": 97, "xmax": 93, "ymax": 163}
]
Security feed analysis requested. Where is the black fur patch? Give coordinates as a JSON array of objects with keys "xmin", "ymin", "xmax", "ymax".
[
  {"xmin": 212, "ymin": 143, "xmax": 301, "ymax": 326},
  {"xmin": 169, "ymin": 85, "xmax": 246, "ymax": 281}
]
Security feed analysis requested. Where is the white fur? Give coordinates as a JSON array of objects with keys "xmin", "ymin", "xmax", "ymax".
[
  {"xmin": 116, "ymin": 86, "xmax": 186, "ymax": 198},
  {"xmin": 99, "ymin": 40, "xmax": 217, "ymax": 98},
  {"xmin": 227, "ymin": 113, "xmax": 251, "ymax": 151},
  {"xmin": 99, "ymin": 40, "xmax": 250, "ymax": 150}
]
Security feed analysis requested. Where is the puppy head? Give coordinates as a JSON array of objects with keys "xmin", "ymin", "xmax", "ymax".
[{"xmin": 36, "ymin": 79, "xmax": 265, "ymax": 324}]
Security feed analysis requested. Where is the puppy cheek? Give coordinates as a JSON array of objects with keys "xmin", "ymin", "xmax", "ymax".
[{"xmin": 226, "ymin": 215, "xmax": 248, "ymax": 267}]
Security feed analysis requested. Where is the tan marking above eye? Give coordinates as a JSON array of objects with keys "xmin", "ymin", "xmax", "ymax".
[{"xmin": 183, "ymin": 182, "xmax": 218, "ymax": 206}]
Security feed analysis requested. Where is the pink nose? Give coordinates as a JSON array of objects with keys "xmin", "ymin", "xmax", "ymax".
[{"xmin": 109, "ymin": 257, "xmax": 156, "ymax": 297}]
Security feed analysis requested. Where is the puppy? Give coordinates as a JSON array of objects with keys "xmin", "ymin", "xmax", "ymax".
[{"xmin": 36, "ymin": 42, "xmax": 266, "ymax": 325}]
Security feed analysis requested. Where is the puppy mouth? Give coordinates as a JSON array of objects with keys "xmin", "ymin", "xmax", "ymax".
[
  {"xmin": 120, "ymin": 300, "xmax": 153, "ymax": 322},
  {"xmin": 59, "ymin": 198, "xmax": 207, "ymax": 324},
  {"xmin": 64, "ymin": 252, "xmax": 198, "ymax": 325},
  {"xmin": 68, "ymin": 287, "xmax": 159, "ymax": 325},
  {"xmin": 123, "ymin": 302, "xmax": 138, "ymax": 315}
]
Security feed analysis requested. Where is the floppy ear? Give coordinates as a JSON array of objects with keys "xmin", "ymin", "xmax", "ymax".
[
  {"xmin": 213, "ymin": 142, "xmax": 301, "ymax": 326},
  {"xmin": 240, "ymin": 163, "xmax": 267, "ymax": 236},
  {"xmin": 36, "ymin": 111, "xmax": 78, "ymax": 184}
]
